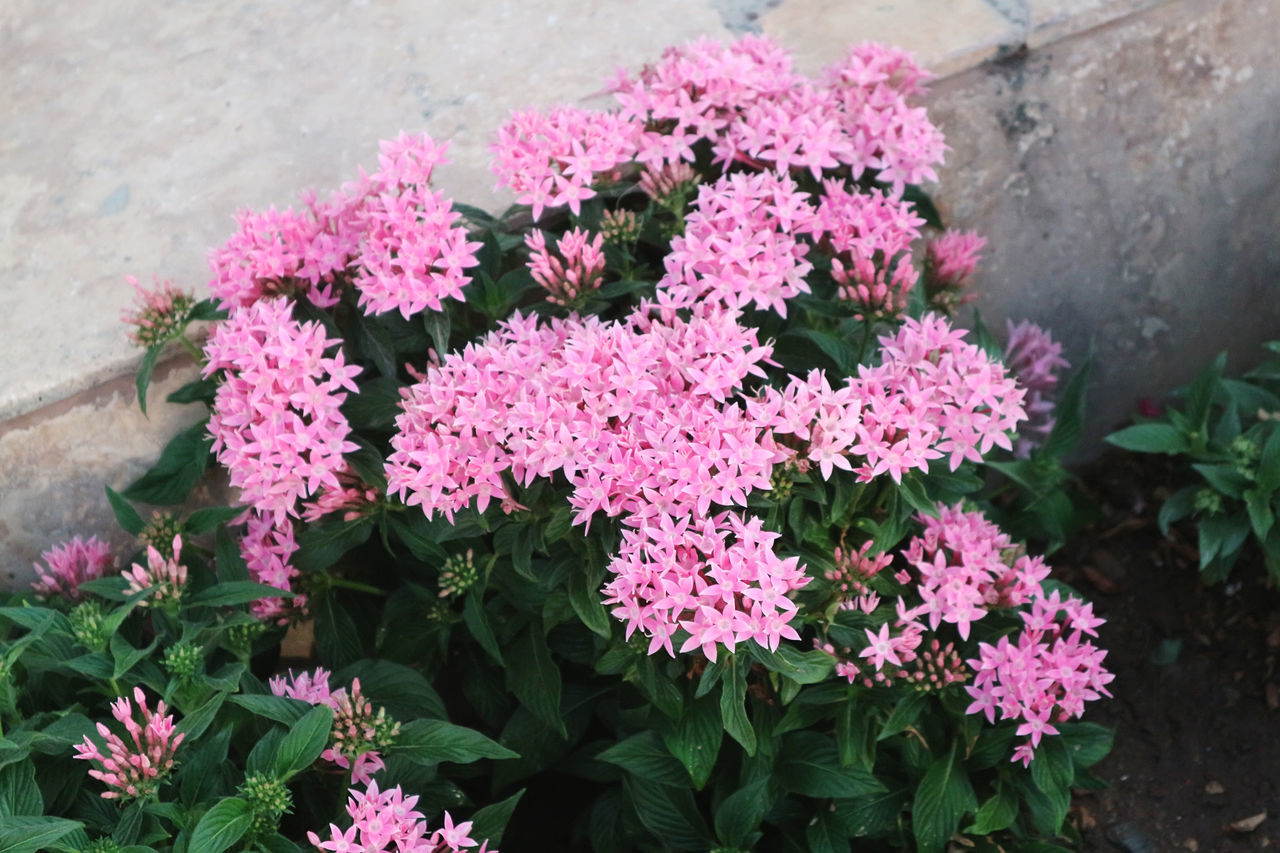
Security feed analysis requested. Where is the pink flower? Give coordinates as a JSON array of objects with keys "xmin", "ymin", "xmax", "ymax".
[
  {"xmin": 307, "ymin": 781, "xmax": 496, "ymax": 853},
  {"xmin": 1003, "ymin": 320, "xmax": 1069, "ymax": 458},
  {"xmin": 74, "ymin": 687, "xmax": 184, "ymax": 800},
  {"xmin": 123, "ymin": 535, "xmax": 187, "ymax": 606},
  {"xmin": 526, "ymin": 227, "xmax": 606, "ymax": 306},
  {"xmin": 240, "ymin": 510, "xmax": 304, "ymax": 622},
  {"xmin": 31, "ymin": 535, "xmax": 115, "ymax": 602},
  {"xmin": 122, "ymin": 276, "xmax": 197, "ymax": 347}
]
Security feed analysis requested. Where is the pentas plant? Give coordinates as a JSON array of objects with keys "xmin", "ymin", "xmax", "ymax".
[{"xmin": 3, "ymin": 35, "xmax": 1112, "ymax": 853}]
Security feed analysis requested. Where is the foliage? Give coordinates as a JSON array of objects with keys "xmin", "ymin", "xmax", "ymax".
[
  {"xmin": 7, "ymin": 35, "xmax": 1111, "ymax": 852},
  {"xmin": 1107, "ymin": 343, "xmax": 1280, "ymax": 583}
]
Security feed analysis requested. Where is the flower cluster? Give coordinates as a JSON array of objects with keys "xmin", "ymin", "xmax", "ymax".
[
  {"xmin": 491, "ymin": 106, "xmax": 642, "ymax": 221},
  {"xmin": 123, "ymin": 535, "xmax": 188, "ymax": 606},
  {"xmin": 74, "ymin": 687, "xmax": 184, "ymax": 800},
  {"xmin": 239, "ymin": 511, "xmax": 303, "ymax": 623},
  {"xmin": 351, "ymin": 133, "xmax": 483, "ymax": 319},
  {"xmin": 270, "ymin": 669, "xmax": 398, "ymax": 785},
  {"xmin": 966, "ymin": 590, "xmax": 1112, "ymax": 766},
  {"xmin": 122, "ymin": 276, "xmax": 197, "ymax": 347},
  {"xmin": 1003, "ymin": 320, "xmax": 1069, "ymax": 458},
  {"xmin": 925, "ymin": 229, "xmax": 986, "ymax": 312},
  {"xmin": 307, "ymin": 781, "xmax": 496, "ymax": 853},
  {"xmin": 525, "ymin": 227, "xmax": 605, "ymax": 306},
  {"xmin": 31, "ymin": 535, "xmax": 115, "ymax": 602},
  {"xmin": 658, "ymin": 171, "xmax": 818, "ymax": 316},
  {"xmin": 203, "ymin": 297, "xmax": 362, "ymax": 523}
]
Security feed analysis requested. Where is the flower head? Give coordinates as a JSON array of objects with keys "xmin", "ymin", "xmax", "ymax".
[
  {"xmin": 74, "ymin": 687, "xmax": 184, "ymax": 800},
  {"xmin": 32, "ymin": 535, "xmax": 115, "ymax": 602},
  {"xmin": 123, "ymin": 535, "xmax": 187, "ymax": 606},
  {"xmin": 122, "ymin": 276, "xmax": 197, "ymax": 347}
]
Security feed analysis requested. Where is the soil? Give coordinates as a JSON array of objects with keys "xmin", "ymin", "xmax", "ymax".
[{"xmin": 1057, "ymin": 452, "xmax": 1280, "ymax": 852}]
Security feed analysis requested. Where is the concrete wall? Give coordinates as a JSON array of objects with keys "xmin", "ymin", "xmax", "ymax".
[{"xmin": 3, "ymin": 0, "xmax": 1277, "ymax": 586}]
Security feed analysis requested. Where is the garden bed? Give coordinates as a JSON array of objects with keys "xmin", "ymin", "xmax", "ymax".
[{"xmin": 1060, "ymin": 452, "xmax": 1280, "ymax": 852}]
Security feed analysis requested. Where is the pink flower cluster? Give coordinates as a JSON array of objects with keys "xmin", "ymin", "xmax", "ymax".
[
  {"xmin": 823, "ymin": 504, "xmax": 1111, "ymax": 764},
  {"xmin": 208, "ymin": 133, "xmax": 480, "ymax": 321},
  {"xmin": 121, "ymin": 276, "xmax": 196, "ymax": 347},
  {"xmin": 966, "ymin": 589, "xmax": 1112, "ymax": 766},
  {"xmin": 31, "ymin": 535, "xmax": 115, "ymax": 602},
  {"xmin": 123, "ymin": 535, "xmax": 188, "ymax": 605},
  {"xmin": 271, "ymin": 669, "xmax": 395, "ymax": 785},
  {"xmin": 74, "ymin": 687, "xmax": 184, "ymax": 800},
  {"xmin": 753, "ymin": 315, "xmax": 1027, "ymax": 484},
  {"xmin": 902, "ymin": 504, "xmax": 1050, "ymax": 639},
  {"xmin": 491, "ymin": 106, "xmax": 642, "ymax": 221},
  {"xmin": 1003, "ymin": 320, "xmax": 1069, "ymax": 458},
  {"xmin": 203, "ymin": 298, "xmax": 362, "ymax": 523},
  {"xmin": 491, "ymin": 37, "xmax": 945, "ymax": 225},
  {"xmin": 308, "ymin": 780, "xmax": 496, "ymax": 853},
  {"xmin": 240, "ymin": 511, "xmax": 303, "ymax": 623},
  {"xmin": 351, "ymin": 133, "xmax": 483, "ymax": 319},
  {"xmin": 816, "ymin": 181, "xmax": 924, "ymax": 318},
  {"xmin": 926, "ymin": 229, "xmax": 986, "ymax": 291},
  {"xmin": 658, "ymin": 171, "xmax": 818, "ymax": 316},
  {"xmin": 525, "ymin": 227, "xmax": 605, "ymax": 306}
]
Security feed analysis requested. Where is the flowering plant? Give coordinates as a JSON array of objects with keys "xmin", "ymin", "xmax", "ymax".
[
  {"xmin": 1108, "ymin": 341, "xmax": 1280, "ymax": 583},
  {"xmin": 3, "ymin": 36, "xmax": 1110, "ymax": 852}
]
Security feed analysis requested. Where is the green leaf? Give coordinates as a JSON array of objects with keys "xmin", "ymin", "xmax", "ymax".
[
  {"xmin": 105, "ymin": 486, "xmax": 145, "ymax": 536},
  {"xmin": 314, "ymin": 594, "xmax": 363, "ymax": 670},
  {"xmin": 110, "ymin": 632, "xmax": 158, "ymax": 679},
  {"xmin": 166, "ymin": 375, "xmax": 219, "ymax": 406},
  {"xmin": 175, "ymin": 692, "xmax": 227, "ymax": 741},
  {"xmin": 788, "ymin": 329, "xmax": 858, "ymax": 374},
  {"xmin": 226, "ymin": 694, "xmax": 312, "ymax": 726},
  {"xmin": 966, "ymin": 784, "xmax": 1018, "ymax": 834},
  {"xmin": 468, "ymin": 788, "xmax": 524, "ymax": 849},
  {"xmin": 1105, "ymin": 422, "xmax": 1189, "ymax": 454},
  {"xmin": 745, "ymin": 643, "xmax": 834, "ymax": 685},
  {"xmin": 135, "ymin": 345, "xmax": 162, "ymax": 416},
  {"xmin": 390, "ymin": 718, "xmax": 517, "ymax": 764},
  {"xmin": 912, "ymin": 743, "xmax": 977, "ymax": 853},
  {"xmin": 1192, "ymin": 463, "xmax": 1250, "ymax": 499},
  {"xmin": 1030, "ymin": 735, "xmax": 1075, "ymax": 798},
  {"xmin": 777, "ymin": 731, "xmax": 886, "ymax": 799},
  {"xmin": 719, "ymin": 656, "xmax": 757, "ymax": 755},
  {"xmin": 1158, "ymin": 486, "xmax": 1199, "ymax": 535},
  {"xmin": 1185, "ymin": 352, "xmax": 1226, "ymax": 436},
  {"xmin": 662, "ymin": 695, "xmax": 722, "ymax": 790},
  {"xmin": 273, "ymin": 705, "xmax": 334, "ymax": 779},
  {"xmin": 424, "ymin": 311, "xmax": 451, "ymax": 360},
  {"xmin": 568, "ymin": 562, "xmax": 612, "ymax": 639},
  {"xmin": 1199, "ymin": 512, "xmax": 1250, "ymax": 570},
  {"xmin": 834, "ymin": 789, "xmax": 909, "ymax": 838},
  {"xmin": 878, "ymin": 691, "xmax": 928, "ymax": 741},
  {"xmin": 714, "ymin": 778, "xmax": 771, "ymax": 849},
  {"xmin": 0, "ymin": 761, "xmax": 42, "ymax": 817},
  {"xmin": 387, "ymin": 514, "xmax": 449, "ymax": 564},
  {"xmin": 213, "ymin": 525, "xmax": 250, "ymax": 583},
  {"xmin": 1257, "ymin": 427, "xmax": 1280, "ymax": 492},
  {"xmin": 902, "ymin": 184, "xmax": 943, "ymax": 230},
  {"xmin": 596, "ymin": 732, "xmax": 689, "ymax": 788},
  {"xmin": 1057, "ymin": 722, "xmax": 1113, "ymax": 769},
  {"xmin": 293, "ymin": 517, "xmax": 374, "ymax": 573},
  {"xmin": 122, "ymin": 420, "xmax": 213, "ymax": 505},
  {"xmin": 184, "ymin": 506, "xmax": 245, "ymax": 536},
  {"xmin": 1246, "ymin": 488, "xmax": 1275, "ymax": 541},
  {"xmin": 506, "ymin": 626, "xmax": 566, "ymax": 738},
  {"xmin": 187, "ymin": 581, "xmax": 294, "ymax": 608},
  {"xmin": 623, "ymin": 776, "xmax": 713, "ymax": 852},
  {"xmin": 463, "ymin": 592, "xmax": 504, "ymax": 665},
  {"xmin": 0, "ymin": 817, "xmax": 84, "ymax": 853},
  {"xmin": 1039, "ymin": 350, "xmax": 1092, "ymax": 458},
  {"xmin": 188, "ymin": 796, "xmax": 253, "ymax": 853}
]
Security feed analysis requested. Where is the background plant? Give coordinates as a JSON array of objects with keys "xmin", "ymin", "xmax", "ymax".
[
  {"xmin": 3, "ymin": 36, "xmax": 1111, "ymax": 853},
  {"xmin": 1107, "ymin": 342, "xmax": 1280, "ymax": 583}
]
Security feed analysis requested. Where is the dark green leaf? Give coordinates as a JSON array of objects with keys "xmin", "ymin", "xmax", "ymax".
[
  {"xmin": 184, "ymin": 506, "xmax": 245, "ymax": 536},
  {"xmin": 463, "ymin": 592, "xmax": 504, "ymax": 665},
  {"xmin": 226, "ymin": 694, "xmax": 311, "ymax": 726},
  {"xmin": 135, "ymin": 345, "xmax": 162, "ymax": 416},
  {"xmin": 468, "ymin": 788, "xmax": 524, "ymax": 849},
  {"xmin": 1158, "ymin": 486, "xmax": 1198, "ymax": 535},
  {"xmin": 623, "ymin": 776, "xmax": 713, "ymax": 852},
  {"xmin": 902, "ymin": 184, "xmax": 943, "ymax": 229},
  {"xmin": 778, "ymin": 731, "xmax": 886, "ymax": 799},
  {"xmin": 714, "ymin": 778, "xmax": 770, "ymax": 849},
  {"xmin": 1030, "ymin": 736, "xmax": 1075, "ymax": 797},
  {"xmin": 314, "ymin": 595, "xmax": 364, "ymax": 670},
  {"xmin": 1058, "ymin": 721, "xmax": 1113, "ymax": 768},
  {"xmin": 166, "ymin": 375, "xmax": 219, "ymax": 406},
  {"xmin": 597, "ymin": 731, "xmax": 689, "ymax": 787},
  {"xmin": 0, "ymin": 762, "xmax": 42, "ymax": 817},
  {"xmin": 1039, "ymin": 350, "xmax": 1092, "ymax": 458},
  {"xmin": 122, "ymin": 420, "xmax": 213, "ymax": 505},
  {"xmin": 390, "ymin": 718, "xmax": 517, "ymax": 765},
  {"xmin": 106, "ymin": 486, "xmax": 145, "ymax": 536},
  {"xmin": 187, "ymin": 581, "xmax": 294, "ymax": 608},
  {"xmin": 1185, "ymin": 352, "xmax": 1226, "ymax": 436},
  {"xmin": 720, "ymin": 656, "xmax": 757, "ymax": 755},
  {"xmin": 273, "ymin": 705, "xmax": 334, "ymax": 779},
  {"xmin": 293, "ymin": 517, "xmax": 374, "ymax": 573},
  {"xmin": 662, "ymin": 695, "xmax": 721, "ymax": 790},
  {"xmin": 506, "ymin": 626, "xmax": 565, "ymax": 737},
  {"xmin": 188, "ymin": 796, "xmax": 252, "ymax": 853},
  {"xmin": 834, "ymin": 789, "xmax": 909, "ymax": 838},
  {"xmin": 175, "ymin": 692, "xmax": 227, "ymax": 741},
  {"xmin": 1105, "ymin": 423, "xmax": 1189, "ymax": 454},
  {"xmin": 878, "ymin": 691, "xmax": 928, "ymax": 741},
  {"xmin": 213, "ymin": 525, "xmax": 250, "ymax": 583},
  {"xmin": 966, "ymin": 784, "xmax": 1018, "ymax": 834},
  {"xmin": 110, "ymin": 632, "xmax": 158, "ymax": 679},
  {"xmin": 0, "ymin": 817, "xmax": 84, "ymax": 853},
  {"xmin": 912, "ymin": 743, "xmax": 977, "ymax": 853}
]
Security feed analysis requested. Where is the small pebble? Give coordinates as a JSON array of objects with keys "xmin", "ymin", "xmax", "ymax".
[{"xmin": 1108, "ymin": 820, "xmax": 1156, "ymax": 853}]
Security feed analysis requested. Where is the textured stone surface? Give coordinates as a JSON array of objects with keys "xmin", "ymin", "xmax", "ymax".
[
  {"xmin": 0, "ymin": 362, "xmax": 209, "ymax": 589},
  {"xmin": 928, "ymin": 0, "xmax": 1280, "ymax": 449}
]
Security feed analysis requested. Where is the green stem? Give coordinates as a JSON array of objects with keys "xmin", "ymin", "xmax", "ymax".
[
  {"xmin": 177, "ymin": 334, "xmax": 203, "ymax": 362},
  {"xmin": 327, "ymin": 577, "xmax": 387, "ymax": 597}
]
